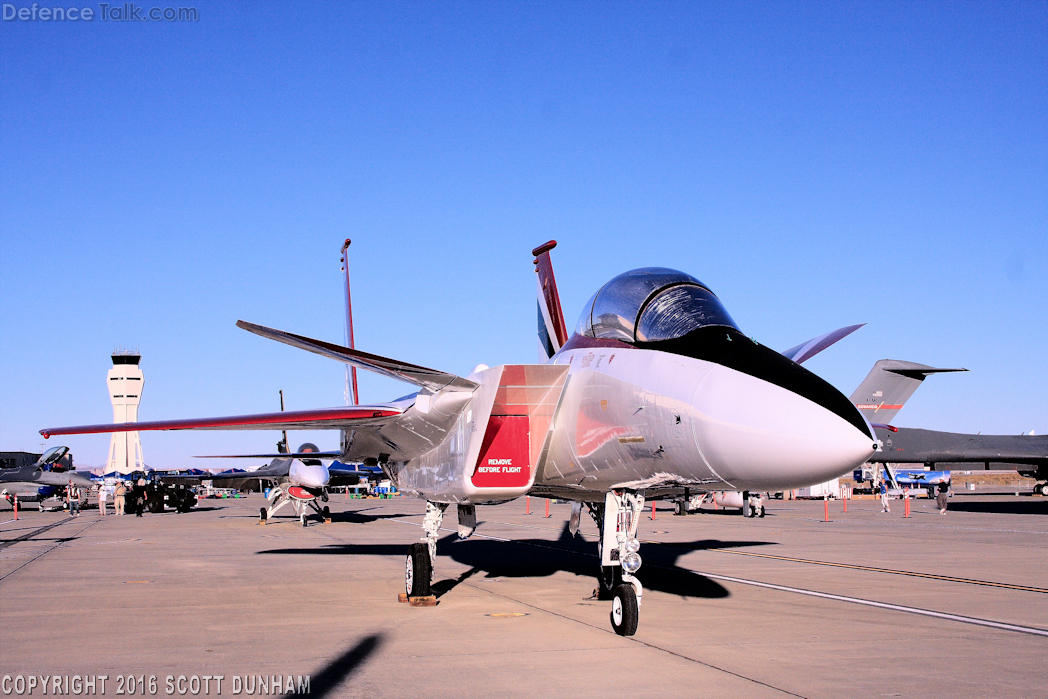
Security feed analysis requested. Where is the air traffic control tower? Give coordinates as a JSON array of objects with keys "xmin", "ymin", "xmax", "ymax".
[{"xmin": 106, "ymin": 350, "xmax": 145, "ymax": 474}]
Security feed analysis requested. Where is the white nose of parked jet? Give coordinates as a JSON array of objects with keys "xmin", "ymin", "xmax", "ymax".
[
  {"xmin": 289, "ymin": 461, "xmax": 330, "ymax": 489},
  {"xmin": 693, "ymin": 364, "xmax": 876, "ymax": 491}
]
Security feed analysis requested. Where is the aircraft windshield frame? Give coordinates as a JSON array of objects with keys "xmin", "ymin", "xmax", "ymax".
[
  {"xmin": 38, "ymin": 445, "xmax": 69, "ymax": 466},
  {"xmin": 575, "ymin": 267, "xmax": 738, "ymax": 344}
]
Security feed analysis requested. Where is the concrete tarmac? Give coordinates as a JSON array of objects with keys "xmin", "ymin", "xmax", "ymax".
[{"xmin": 2, "ymin": 493, "xmax": 1046, "ymax": 698}]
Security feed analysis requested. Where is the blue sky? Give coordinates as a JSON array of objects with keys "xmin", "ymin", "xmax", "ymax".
[{"xmin": 2, "ymin": 1, "xmax": 1045, "ymax": 470}]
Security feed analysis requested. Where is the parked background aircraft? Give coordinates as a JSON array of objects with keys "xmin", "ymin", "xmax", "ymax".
[
  {"xmin": 870, "ymin": 426, "xmax": 1048, "ymax": 495},
  {"xmin": 193, "ymin": 442, "xmax": 378, "ymax": 525},
  {"xmin": 42, "ymin": 241, "xmax": 876, "ymax": 636},
  {"xmin": 850, "ymin": 360, "xmax": 968, "ymax": 426},
  {"xmin": 0, "ymin": 446, "xmax": 93, "ymax": 509},
  {"xmin": 847, "ymin": 359, "xmax": 1048, "ymax": 496}
]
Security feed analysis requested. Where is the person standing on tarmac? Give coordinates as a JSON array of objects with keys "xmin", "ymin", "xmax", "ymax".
[
  {"xmin": 98, "ymin": 484, "xmax": 108, "ymax": 516},
  {"xmin": 936, "ymin": 481, "xmax": 950, "ymax": 515},
  {"xmin": 879, "ymin": 480, "xmax": 890, "ymax": 513},
  {"xmin": 134, "ymin": 478, "xmax": 146, "ymax": 516},
  {"xmin": 114, "ymin": 481, "xmax": 126, "ymax": 516},
  {"xmin": 67, "ymin": 480, "xmax": 80, "ymax": 517}
]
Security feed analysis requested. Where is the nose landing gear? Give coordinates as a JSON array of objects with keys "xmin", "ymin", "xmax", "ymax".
[{"xmin": 589, "ymin": 490, "xmax": 645, "ymax": 636}]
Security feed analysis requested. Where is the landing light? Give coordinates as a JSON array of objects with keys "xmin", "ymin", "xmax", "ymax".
[
  {"xmin": 625, "ymin": 538, "xmax": 641, "ymax": 554},
  {"xmin": 622, "ymin": 552, "xmax": 642, "ymax": 574}
]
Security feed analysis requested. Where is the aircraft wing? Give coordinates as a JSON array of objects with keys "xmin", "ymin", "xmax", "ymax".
[
  {"xmin": 781, "ymin": 324, "xmax": 865, "ymax": 364},
  {"xmin": 236, "ymin": 320, "xmax": 479, "ymax": 393},
  {"xmin": 40, "ymin": 404, "xmax": 403, "ymax": 439}
]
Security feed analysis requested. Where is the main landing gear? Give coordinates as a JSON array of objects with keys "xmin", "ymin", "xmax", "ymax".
[
  {"xmin": 404, "ymin": 501, "xmax": 447, "ymax": 598},
  {"xmin": 403, "ymin": 501, "xmax": 476, "ymax": 600},
  {"xmin": 257, "ymin": 484, "xmax": 330, "ymax": 527},
  {"xmin": 588, "ymin": 490, "xmax": 645, "ymax": 636},
  {"xmin": 745, "ymin": 491, "xmax": 766, "ymax": 518}
]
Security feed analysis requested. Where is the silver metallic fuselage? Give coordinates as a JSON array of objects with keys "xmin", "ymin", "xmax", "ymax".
[{"xmin": 386, "ymin": 340, "xmax": 875, "ymax": 504}]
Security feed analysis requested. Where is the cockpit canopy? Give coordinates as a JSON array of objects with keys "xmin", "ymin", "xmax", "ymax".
[{"xmin": 575, "ymin": 267, "xmax": 738, "ymax": 344}]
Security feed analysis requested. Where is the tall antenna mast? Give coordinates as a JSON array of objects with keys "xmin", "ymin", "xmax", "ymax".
[
  {"xmin": 277, "ymin": 389, "xmax": 288, "ymax": 454},
  {"xmin": 340, "ymin": 239, "xmax": 360, "ymax": 406}
]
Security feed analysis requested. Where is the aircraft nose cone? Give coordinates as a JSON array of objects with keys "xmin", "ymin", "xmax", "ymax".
[
  {"xmin": 693, "ymin": 365, "xmax": 875, "ymax": 491},
  {"xmin": 290, "ymin": 461, "xmax": 330, "ymax": 488}
]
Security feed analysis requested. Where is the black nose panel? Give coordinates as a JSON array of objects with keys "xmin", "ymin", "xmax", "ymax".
[{"xmin": 637, "ymin": 327, "xmax": 871, "ymax": 438}]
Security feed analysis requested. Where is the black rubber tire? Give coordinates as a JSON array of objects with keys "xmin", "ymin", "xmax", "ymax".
[
  {"xmin": 610, "ymin": 583, "xmax": 639, "ymax": 636},
  {"xmin": 300, "ymin": 513, "xmax": 308, "ymax": 527},
  {"xmin": 322, "ymin": 506, "xmax": 330, "ymax": 519},
  {"xmin": 259, "ymin": 508, "xmax": 267, "ymax": 522},
  {"xmin": 674, "ymin": 502, "xmax": 686, "ymax": 516},
  {"xmin": 406, "ymin": 543, "xmax": 432, "ymax": 597},
  {"xmin": 758, "ymin": 505, "xmax": 766, "ymax": 518},
  {"xmin": 148, "ymin": 499, "xmax": 163, "ymax": 514}
]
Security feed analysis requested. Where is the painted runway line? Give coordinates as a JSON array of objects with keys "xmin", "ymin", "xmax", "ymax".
[{"xmin": 710, "ymin": 548, "xmax": 1048, "ymax": 594}]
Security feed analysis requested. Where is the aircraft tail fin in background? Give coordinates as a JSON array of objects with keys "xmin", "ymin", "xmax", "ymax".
[
  {"xmin": 236, "ymin": 320, "xmax": 479, "ymax": 393},
  {"xmin": 781, "ymin": 324, "xmax": 865, "ymax": 365},
  {"xmin": 533, "ymin": 241, "xmax": 569, "ymax": 361},
  {"xmin": 849, "ymin": 360, "xmax": 967, "ymax": 425}
]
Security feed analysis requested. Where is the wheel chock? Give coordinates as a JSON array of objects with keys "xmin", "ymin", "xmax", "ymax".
[
  {"xmin": 409, "ymin": 595, "xmax": 437, "ymax": 607},
  {"xmin": 398, "ymin": 593, "xmax": 437, "ymax": 606}
]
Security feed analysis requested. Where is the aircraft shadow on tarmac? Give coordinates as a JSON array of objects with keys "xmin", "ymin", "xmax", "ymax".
[
  {"xmin": 687, "ymin": 508, "xmax": 748, "ymax": 516},
  {"xmin": 329, "ymin": 510, "xmax": 415, "ymax": 525},
  {"xmin": 218, "ymin": 508, "xmax": 414, "ymax": 523},
  {"xmin": 945, "ymin": 500, "xmax": 1048, "ymax": 516},
  {"xmin": 290, "ymin": 633, "xmax": 382, "ymax": 699},
  {"xmin": 258, "ymin": 523, "xmax": 774, "ymax": 600}
]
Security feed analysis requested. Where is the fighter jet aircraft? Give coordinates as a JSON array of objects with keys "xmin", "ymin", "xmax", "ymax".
[
  {"xmin": 195, "ymin": 441, "xmax": 377, "ymax": 526},
  {"xmin": 41, "ymin": 241, "xmax": 876, "ymax": 635},
  {"xmin": 0, "ymin": 446, "xmax": 93, "ymax": 509}
]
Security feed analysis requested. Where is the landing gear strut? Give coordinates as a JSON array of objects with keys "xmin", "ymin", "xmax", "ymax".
[
  {"xmin": 589, "ymin": 490, "xmax": 645, "ymax": 635},
  {"xmin": 405, "ymin": 501, "xmax": 447, "ymax": 598}
]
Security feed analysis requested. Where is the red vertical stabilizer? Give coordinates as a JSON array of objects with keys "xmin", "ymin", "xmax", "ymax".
[{"xmin": 533, "ymin": 241, "xmax": 568, "ymax": 360}]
